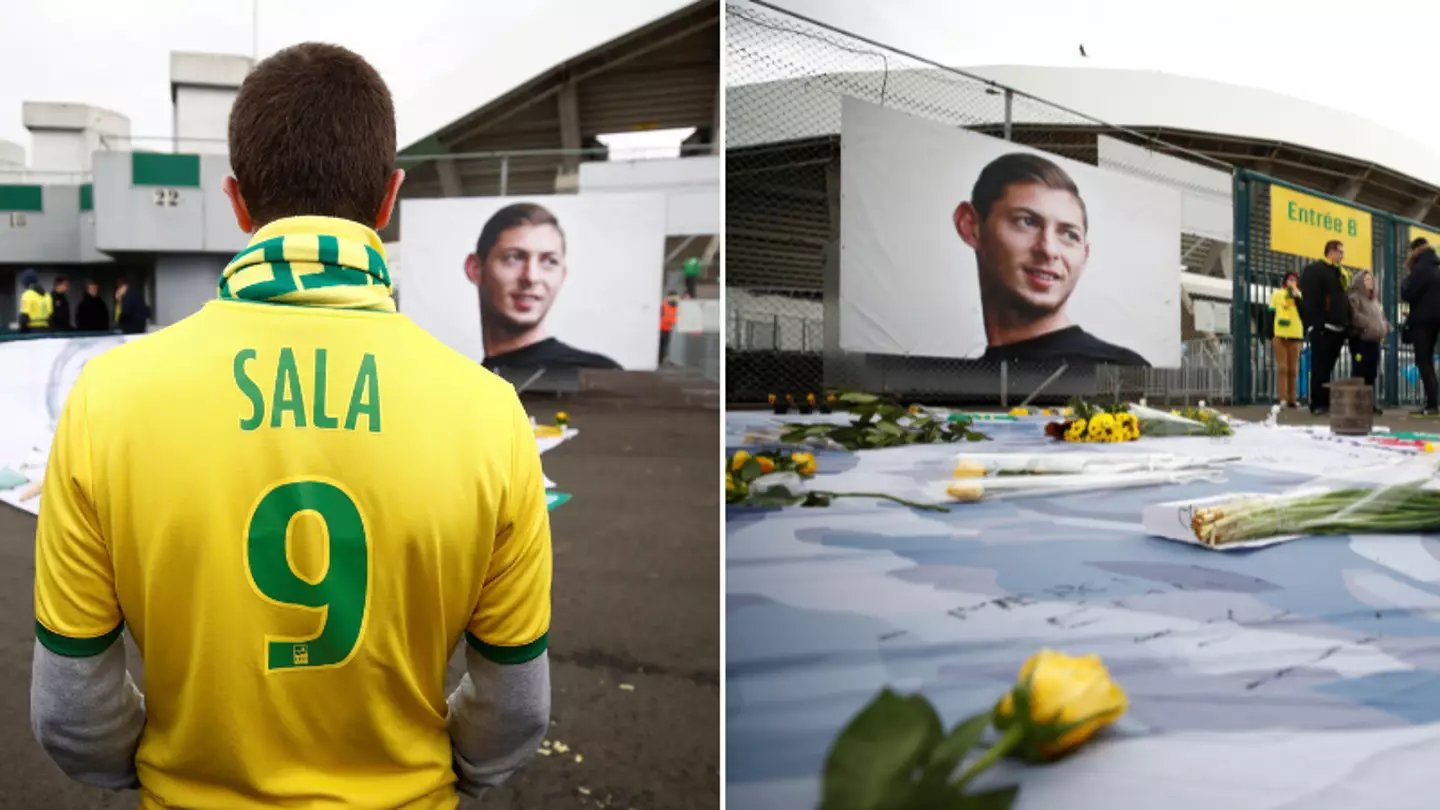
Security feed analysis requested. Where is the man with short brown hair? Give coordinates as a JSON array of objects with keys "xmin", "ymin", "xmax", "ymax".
[{"xmin": 32, "ymin": 42, "xmax": 552, "ymax": 808}]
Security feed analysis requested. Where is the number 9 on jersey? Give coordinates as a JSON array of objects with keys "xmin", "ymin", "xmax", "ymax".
[{"xmin": 245, "ymin": 480, "xmax": 371, "ymax": 671}]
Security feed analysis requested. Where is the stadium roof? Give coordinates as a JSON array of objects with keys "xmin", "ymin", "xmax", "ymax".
[{"xmin": 395, "ymin": 0, "xmax": 718, "ymax": 202}]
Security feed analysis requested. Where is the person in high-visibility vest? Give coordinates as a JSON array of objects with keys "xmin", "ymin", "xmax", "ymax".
[
  {"xmin": 18, "ymin": 268, "xmax": 53, "ymax": 333},
  {"xmin": 659, "ymin": 291, "xmax": 679, "ymax": 365}
]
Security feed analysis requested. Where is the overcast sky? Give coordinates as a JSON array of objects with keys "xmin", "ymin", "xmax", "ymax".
[
  {"xmin": 0, "ymin": 0, "xmax": 688, "ymax": 156},
  {"xmin": 5, "ymin": 0, "xmax": 1433, "ymax": 163},
  {"xmin": 761, "ymin": 0, "xmax": 1435, "ymax": 150}
]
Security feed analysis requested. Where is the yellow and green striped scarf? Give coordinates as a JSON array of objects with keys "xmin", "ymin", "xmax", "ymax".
[{"xmin": 218, "ymin": 216, "xmax": 395, "ymax": 312}]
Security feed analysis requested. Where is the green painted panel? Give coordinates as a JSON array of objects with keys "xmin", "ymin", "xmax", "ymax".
[
  {"xmin": 0, "ymin": 185, "xmax": 43, "ymax": 212},
  {"xmin": 79, "ymin": 183, "xmax": 93, "ymax": 211},
  {"xmin": 131, "ymin": 153, "xmax": 201, "ymax": 187}
]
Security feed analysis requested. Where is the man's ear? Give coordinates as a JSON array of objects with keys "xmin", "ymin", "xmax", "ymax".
[
  {"xmin": 374, "ymin": 169, "xmax": 406, "ymax": 231},
  {"xmin": 464, "ymin": 253, "xmax": 482, "ymax": 286},
  {"xmin": 223, "ymin": 176, "xmax": 253, "ymax": 234},
  {"xmin": 954, "ymin": 202, "xmax": 982, "ymax": 250}
]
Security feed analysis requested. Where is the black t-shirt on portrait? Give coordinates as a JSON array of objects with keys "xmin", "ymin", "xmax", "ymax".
[
  {"xmin": 483, "ymin": 337, "xmax": 621, "ymax": 372},
  {"xmin": 979, "ymin": 326, "xmax": 1151, "ymax": 367}
]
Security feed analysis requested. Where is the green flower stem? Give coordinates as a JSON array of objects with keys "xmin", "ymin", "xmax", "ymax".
[
  {"xmin": 821, "ymin": 491, "xmax": 952, "ymax": 513},
  {"xmin": 954, "ymin": 724, "xmax": 1026, "ymax": 789}
]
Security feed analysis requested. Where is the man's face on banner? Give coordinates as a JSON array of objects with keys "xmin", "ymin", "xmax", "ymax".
[
  {"xmin": 958, "ymin": 182, "xmax": 1089, "ymax": 318},
  {"xmin": 466, "ymin": 223, "xmax": 568, "ymax": 333}
]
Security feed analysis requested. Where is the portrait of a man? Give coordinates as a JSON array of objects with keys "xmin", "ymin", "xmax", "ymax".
[
  {"xmin": 952, "ymin": 153, "xmax": 1150, "ymax": 367},
  {"xmin": 464, "ymin": 202, "xmax": 621, "ymax": 370}
]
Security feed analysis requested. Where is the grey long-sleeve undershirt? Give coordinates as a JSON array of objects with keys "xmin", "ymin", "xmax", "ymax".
[{"xmin": 31, "ymin": 640, "xmax": 551, "ymax": 797}]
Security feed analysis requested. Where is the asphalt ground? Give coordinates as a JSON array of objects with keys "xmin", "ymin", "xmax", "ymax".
[{"xmin": 0, "ymin": 385, "xmax": 720, "ymax": 809}]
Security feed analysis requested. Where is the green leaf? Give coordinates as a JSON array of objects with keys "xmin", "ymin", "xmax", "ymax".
[
  {"xmin": 840, "ymin": 392, "xmax": 880, "ymax": 404},
  {"xmin": 877, "ymin": 421, "xmax": 905, "ymax": 437},
  {"xmin": 739, "ymin": 458, "xmax": 764, "ymax": 482},
  {"xmin": 820, "ymin": 689, "xmax": 944, "ymax": 810},
  {"xmin": 920, "ymin": 712, "xmax": 992, "ymax": 791},
  {"xmin": 807, "ymin": 424, "xmax": 836, "ymax": 436},
  {"xmin": 962, "ymin": 785, "xmax": 1020, "ymax": 810},
  {"xmin": 779, "ymin": 430, "xmax": 809, "ymax": 444}
]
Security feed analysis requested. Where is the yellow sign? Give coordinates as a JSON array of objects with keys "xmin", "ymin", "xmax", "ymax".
[
  {"xmin": 1410, "ymin": 224, "xmax": 1440, "ymax": 252},
  {"xmin": 1269, "ymin": 185, "xmax": 1372, "ymax": 271}
]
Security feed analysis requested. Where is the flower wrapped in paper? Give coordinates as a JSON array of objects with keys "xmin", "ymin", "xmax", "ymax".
[
  {"xmin": 1129, "ymin": 403, "xmax": 1233, "ymax": 438},
  {"xmin": 1158, "ymin": 456, "xmax": 1440, "ymax": 548}
]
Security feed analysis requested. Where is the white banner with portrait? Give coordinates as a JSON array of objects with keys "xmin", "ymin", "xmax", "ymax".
[
  {"xmin": 840, "ymin": 97, "xmax": 1182, "ymax": 367},
  {"xmin": 400, "ymin": 194, "xmax": 668, "ymax": 371}
]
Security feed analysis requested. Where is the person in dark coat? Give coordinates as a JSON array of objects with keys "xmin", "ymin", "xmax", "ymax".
[
  {"xmin": 49, "ymin": 276, "xmax": 72, "ymax": 331},
  {"xmin": 114, "ymin": 277, "xmax": 150, "ymax": 335},
  {"xmin": 1402, "ymin": 237, "xmax": 1440, "ymax": 414},
  {"xmin": 74, "ymin": 279, "xmax": 110, "ymax": 332},
  {"xmin": 1298, "ymin": 239, "xmax": 1352, "ymax": 415}
]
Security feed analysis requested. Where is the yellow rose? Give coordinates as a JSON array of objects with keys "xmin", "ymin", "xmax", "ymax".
[
  {"xmin": 1063, "ymin": 408, "xmax": 1074, "ymax": 417},
  {"xmin": 791, "ymin": 451, "xmax": 817, "ymax": 476},
  {"xmin": 730, "ymin": 450, "xmax": 752, "ymax": 471},
  {"xmin": 995, "ymin": 649, "xmax": 1128, "ymax": 761},
  {"xmin": 725, "ymin": 474, "xmax": 736, "ymax": 492},
  {"xmin": 1041, "ymin": 408, "xmax": 1053, "ymax": 417},
  {"xmin": 556, "ymin": 411, "xmax": 569, "ymax": 423},
  {"xmin": 946, "ymin": 481, "xmax": 985, "ymax": 502},
  {"xmin": 756, "ymin": 456, "xmax": 776, "ymax": 474},
  {"xmin": 1426, "ymin": 443, "xmax": 1436, "ymax": 454},
  {"xmin": 1009, "ymin": 407, "xmax": 1029, "ymax": 417},
  {"xmin": 953, "ymin": 460, "xmax": 988, "ymax": 478}
]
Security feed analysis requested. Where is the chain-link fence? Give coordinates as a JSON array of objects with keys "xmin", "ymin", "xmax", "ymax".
[{"xmin": 724, "ymin": 1, "xmax": 1439, "ymax": 410}]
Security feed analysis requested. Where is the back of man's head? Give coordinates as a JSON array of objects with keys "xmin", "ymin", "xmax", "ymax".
[{"xmin": 228, "ymin": 42, "xmax": 396, "ymax": 228}]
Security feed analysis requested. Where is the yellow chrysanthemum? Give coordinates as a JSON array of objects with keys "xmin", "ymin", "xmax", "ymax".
[{"xmin": 1064, "ymin": 419, "xmax": 1087, "ymax": 442}]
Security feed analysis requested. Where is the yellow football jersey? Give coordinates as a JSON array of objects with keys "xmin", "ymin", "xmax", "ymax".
[{"xmin": 34, "ymin": 218, "xmax": 552, "ymax": 808}]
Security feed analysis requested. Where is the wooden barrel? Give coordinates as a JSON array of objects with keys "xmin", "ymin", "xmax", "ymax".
[{"xmin": 1328, "ymin": 377, "xmax": 1373, "ymax": 436}]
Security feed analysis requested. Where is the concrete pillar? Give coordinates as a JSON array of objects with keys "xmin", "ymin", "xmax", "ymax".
[
  {"xmin": 556, "ymin": 79, "xmax": 581, "ymax": 191},
  {"xmin": 22, "ymin": 102, "xmax": 131, "ymax": 174},
  {"xmin": 153, "ymin": 254, "xmax": 227, "ymax": 326},
  {"xmin": 170, "ymin": 52, "xmax": 253, "ymax": 155},
  {"xmin": 0, "ymin": 139, "xmax": 23, "ymax": 169}
]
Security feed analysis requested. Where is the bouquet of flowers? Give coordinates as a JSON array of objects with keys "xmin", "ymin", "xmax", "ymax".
[
  {"xmin": 1175, "ymin": 457, "xmax": 1440, "ymax": 548},
  {"xmin": 1044, "ymin": 399, "xmax": 1140, "ymax": 444},
  {"xmin": 726, "ymin": 449, "xmax": 949, "ymax": 512},
  {"xmin": 778, "ymin": 392, "xmax": 988, "ymax": 451},
  {"xmin": 1130, "ymin": 403, "xmax": 1233, "ymax": 438}
]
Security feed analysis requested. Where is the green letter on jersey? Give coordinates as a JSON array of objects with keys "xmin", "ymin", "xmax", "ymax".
[
  {"xmin": 234, "ymin": 349, "xmax": 265, "ymax": 431},
  {"xmin": 246, "ymin": 481, "xmax": 369, "ymax": 671},
  {"xmin": 271, "ymin": 347, "xmax": 307, "ymax": 428},
  {"xmin": 344, "ymin": 353, "xmax": 381, "ymax": 433},
  {"xmin": 311, "ymin": 349, "xmax": 340, "ymax": 429}
]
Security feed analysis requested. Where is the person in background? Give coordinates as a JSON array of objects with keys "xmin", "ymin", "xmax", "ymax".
[
  {"xmin": 659, "ymin": 291, "xmax": 679, "ymax": 366},
  {"xmin": 49, "ymin": 276, "xmax": 72, "ymax": 332},
  {"xmin": 682, "ymin": 256, "xmax": 702, "ymax": 298},
  {"xmin": 113, "ymin": 276, "xmax": 150, "ymax": 334},
  {"xmin": 1270, "ymin": 271, "xmax": 1304, "ymax": 408},
  {"xmin": 74, "ymin": 279, "xmax": 110, "ymax": 332},
  {"xmin": 1402, "ymin": 237, "xmax": 1440, "ymax": 415},
  {"xmin": 1347, "ymin": 269, "xmax": 1389, "ymax": 415},
  {"xmin": 1298, "ymin": 239, "xmax": 1351, "ymax": 415},
  {"xmin": 17, "ymin": 269, "xmax": 53, "ymax": 334}
]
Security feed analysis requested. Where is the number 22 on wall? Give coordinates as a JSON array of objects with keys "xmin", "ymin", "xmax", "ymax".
[{"xmin": 244, "ymin": 479, "xmax": 372, "ymax": 672}]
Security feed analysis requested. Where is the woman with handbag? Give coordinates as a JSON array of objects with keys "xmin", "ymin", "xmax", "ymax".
[
  {"xmin": 1270, "ymin": 271, "xmax": 1304, "ymax": 407},
  {"xmin": 1347, "ymin": 269, "xmax": 1389, "ymax": 415}
]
